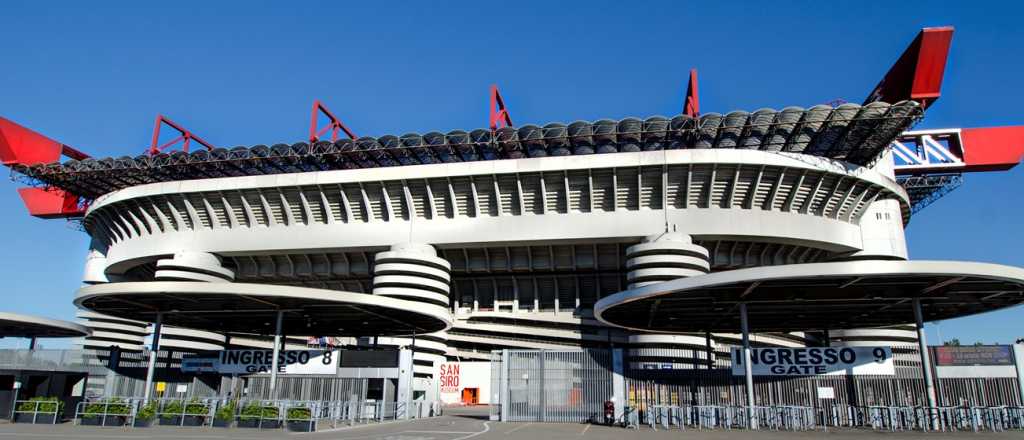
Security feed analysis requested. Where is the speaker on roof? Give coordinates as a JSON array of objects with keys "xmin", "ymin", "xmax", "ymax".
[
  {"xmin": 642, "ymin": 116, "xmax": 669, "ymax": 150},
  {"xmin": 543, "ymin": 123, "xmax": 570, "ymax": 156},
  {"xmin": 379, "ymin": 135, "xmax": 413, "ymax": 165},
  {"xmin": 740, "ymin": 109, "xmax": 774, "ymax": 149},
  {"xmin": 668, "ymin": 115, "xmax": 696, "ymax": 149},
  {"xmin": 423, "ymin": 132, "xmax": 453, "ymax": 163},
  {"xmin": 401, "ymin": 133, "xmax": 432, "ymax": 164},
  {"xmin": 617, "ymin": 118, "xmax": 642, "ymax": 152},
  {"xmin": 469, "ymin": 129, "xmax": 496, "ymax": 160},
  {"xmin": 494, "ymin": 126, "xmax": 522, "ymax": 159},
  {"xmin": 445, "ymin": 130, "xmax": 472, "ymax": 161},
  {"xmin": 695, "ymin": 113, "xmax": 723, "ymax": 149},
  {"xmin": 567, "ymin": 121, "xmax": 594, "ymax": 155},
  {"xmin": 518, "ymin": 125, "xmax": 545, "ymax": 157},
  {"xmin": 767, "ymin": 107, "xmax": 802, "ymax": 152},
  {"xmin": 789, "ymin": 105, "xmax": 829, "ymax": 153},
  {"xmin": 719, "ymin": 111, "xmax": 749, "ymax": 148}
]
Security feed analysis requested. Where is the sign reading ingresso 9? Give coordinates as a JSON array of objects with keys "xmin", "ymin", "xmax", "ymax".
[{"xmin": 731, "ymin": 347, "xmax": 894, "ymax": 376}]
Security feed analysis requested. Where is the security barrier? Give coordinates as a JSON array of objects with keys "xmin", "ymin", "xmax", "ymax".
[{"xmin": 67, "ymin": 398, "xmax": 441, "ymax": 431}]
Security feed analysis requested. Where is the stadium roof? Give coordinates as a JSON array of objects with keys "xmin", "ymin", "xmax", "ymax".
[
  {"xmin": 0, "ymin": 312, "xmax": 91, "ymax": 338},
  {"xmin": 595, "ymin": 260, "xmax": 1024, "ymax": 333},
  {"xmin": 15, "ymin": 102, "xmax": 921, "ymax": 201}
]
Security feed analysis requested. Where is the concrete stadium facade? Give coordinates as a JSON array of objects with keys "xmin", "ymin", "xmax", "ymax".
[{"xmin": 73, "ymin": 147, "xmax": 922, "ymax": 399}]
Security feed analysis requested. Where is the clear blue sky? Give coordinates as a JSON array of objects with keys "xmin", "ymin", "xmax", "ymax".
[{"xmin": 0, "ymin": 1, "xmax": 1021, "ymax": 348}]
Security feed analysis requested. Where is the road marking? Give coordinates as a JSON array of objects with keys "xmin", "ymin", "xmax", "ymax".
[
  {"xmin": 503, "ymin": 422, "xmax": 531, "ymax": 434},
  {"xmin": 405, "ymin": 431, "xmax": 475, "ymax": 434},
  {"xmin": 579, "ymin": 424, "xmax": 591, "ymax": 435},
  {"xmin": 453, "ymin": 421, "xmax": 490, "ymax": 440}
]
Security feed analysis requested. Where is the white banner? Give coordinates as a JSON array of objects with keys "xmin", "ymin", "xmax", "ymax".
[
  {"xmin": 731, "ymin": 347, "xmax": 894, "ymax": 376},
  {"xmin": 182, "ymin": 350, "xmax": 339, "ymax": 374}
]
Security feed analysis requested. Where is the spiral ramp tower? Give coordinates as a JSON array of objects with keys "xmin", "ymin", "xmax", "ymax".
[
  {"xmin": 623, "ymin": 233, "xmax": 718, "ymax": 369},
  {"xmin": 366, "ymin": 243, "xmax": 453, "ymax": 402},
  {"xmin": 75, "ymin": 247, "xmax": 149, "ymax": 395},
  {"xmin": 149, "ymin": 252, "xmax": 230, "ymax": 366}
]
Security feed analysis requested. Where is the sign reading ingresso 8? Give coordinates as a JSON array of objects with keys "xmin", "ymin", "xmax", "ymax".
[
  {"xmin": 183, "ymin": 350, "xmax": 339, "ymax": 374},
  {"xmin": 731, "ymin": 347, "xmax": 894, "ymax": 376}
]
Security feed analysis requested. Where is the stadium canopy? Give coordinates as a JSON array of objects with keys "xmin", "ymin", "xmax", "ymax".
[
  {"xmin": 74, "ymin": 281, "xmax": 451, "ymax": 336},
  {"xmin": 595, "ymin": 260, "xmax": 1024, "ymax": 333},
  {"xmin": 0, "ymin": 311, "xmax": 90, "ymax": 339},
  {"xmin": 15, "ymin": 102, "xmax": 921, "ymax": 200}
]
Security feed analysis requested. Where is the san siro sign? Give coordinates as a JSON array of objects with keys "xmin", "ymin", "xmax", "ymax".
[
  {"xmin": 731, "ymin": 347, "xmax": 894, "ymax": 376},
  {"xmin": 182, "ymin": 350, "xmax": 339, "ymax": 375},
  {"xmin": 439, "ymin": 363, "xmax": 460, "ymax": 394}
]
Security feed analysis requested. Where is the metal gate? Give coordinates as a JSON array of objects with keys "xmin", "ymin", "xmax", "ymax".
[{"xmin": 495, "ymin": 349, "xmax": 613, "ymax": 422}]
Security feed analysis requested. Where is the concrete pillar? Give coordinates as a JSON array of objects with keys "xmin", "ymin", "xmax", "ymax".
[
  {"xmin": 740, "ymin": 303, "xmax": 756, "ymax": 429},
  {"xmin": 913, "ymin": 299, "xmax": 939, "ymax": 429},
  {"xmin": 143, "ymin": 312, "xmax": 163, "ymax": 403},
  {"xmin": 397, "ymin": 349, "xmax": 414, "ymax": 419},
  {"xmin": 1013, "ymin": 344, "xmax": 1024, "ymax": 406},
  {"xmin": 269, "ymin": 310, "xmax": 284, "ymax": 399},
  {"xmin": 612, "ymin": 348, "xmax": 625, "ymax": 421}
]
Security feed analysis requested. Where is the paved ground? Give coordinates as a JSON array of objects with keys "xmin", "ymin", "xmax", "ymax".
[{"xmin": 0, "ymin": 407, "xmax": 1022, "ymax": 439}]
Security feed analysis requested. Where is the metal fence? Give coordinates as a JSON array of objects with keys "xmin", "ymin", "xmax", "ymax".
[
  {"xmin": 492, "ymin": 349, "xmax": 613, "ymax": 422},
  {"xmin": 67, "ymin": 397, "xmax": 440, "ymax": 431}
]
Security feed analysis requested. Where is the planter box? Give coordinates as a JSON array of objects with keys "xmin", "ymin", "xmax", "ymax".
[
  {"xmin": 237, "ymin": 418, "xmax": 280, "ymax": 429},
  {"xmin": 80, "ymin": 416, "xmax": 102, "ymax": 426},
  {"xmin": 159, "ymin": 415, "xmax": 182, "ymax": 425},
  {"xmin": 15, "ymin": 413, "xmax": 56, "ymax": 424},
  {"xmin": 133, "ymin": 418, "xmax": 155, "ymax": 428},
  {"xmin": 212, "ymin": 419, "xmax": 232, "ymax": 428},
  {"xmin": 236, "ymin": 418, "xmax": 259, "ymax": 428},
  {"xmin": 182, "ymin": 415, "xmax": 205, "ymax": 426},
  {"xmin": 102, "ymin": 416, "xmax": 127, "ymax": 427},
  {"xmin": 287, "ymin": 420, "xmax": 315, "ymax": 432}
]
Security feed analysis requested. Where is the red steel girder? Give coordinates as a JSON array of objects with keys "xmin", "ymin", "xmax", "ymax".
[
  {"xmin": 864, "ymin": 26, "xmax": 954, "ymax": 110},
  {"xmin": 310, "ymin": 100, "xmax": 357, "ymax": 143},
  {"xmin": 489, "ymin": 85, "xmax": 513, "ymax": 131},
  {"xmin": 685, "ymin": 69, "xmax": 700, "ymax": 117},
  {"xmin": 148, "ymin": 114, "xmax": 215, "ymax": 155}
]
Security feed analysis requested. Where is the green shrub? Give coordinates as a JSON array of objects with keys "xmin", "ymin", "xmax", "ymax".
[
  {"xmin": 184, "ymin": 398, "xmax": 208, "ymax": 416},
  {"xmin": 17, "ymin": 397, "xmax": 62, "ymax": 414},
  {"xmin": 137, "ymin": 401, "xmax": 157, "ymax": 421},
  {"xmin": 215, "ymin": 400, "xmax": 236, "ymax": 422},
  {"xmin": 160, "ymin": 400, "xmax": 184, "ymax": 418},
  {"xmin": 286, "ymin": 406, "xmax": 311, "ymax": 420},
  {"xmin": 240, "ymin": 401, "xmax": 278, "ymax": 419}
]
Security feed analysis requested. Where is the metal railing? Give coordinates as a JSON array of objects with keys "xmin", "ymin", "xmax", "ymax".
[
  {"xmin": 153, "ymin": 397, "xmax": 218, "ymax": 427},
  {"xmin": 641, "ymin": 405, "xmax": 816, "ymax": 431},
  {"xmin": 624, "ymin": 403, "xmax": 1024, "ymax": 432},
  {"xmin": 73, "ymin": 398, "xmax": 142, "ymax": 426},
  {"xmin": 66, "ymin": 398, "xmax": 442, "ymax": 431},
  {"xmin": 13, "ymin": 399, "xmax": 62, "ymax": 424}
]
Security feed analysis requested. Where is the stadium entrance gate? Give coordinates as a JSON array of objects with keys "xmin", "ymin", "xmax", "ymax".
[{"xmin": 490, "ymin": 348, "xmax": 1024, "ymax": 423}]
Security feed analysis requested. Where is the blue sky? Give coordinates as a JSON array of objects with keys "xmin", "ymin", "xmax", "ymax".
[{"xmin": 0, "ymin": 1, "xmax": 1021, "ymax": 348}]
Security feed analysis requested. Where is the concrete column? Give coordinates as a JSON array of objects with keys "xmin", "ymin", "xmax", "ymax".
[
  {"xmin": 397, "ymin": 349, "xmax": 414, "ymax": 419},
  {"xmin": 269, "ymin": 310, "xmax": 284, "ymax": 399},
  {"xmin": 612, "ymin": 348, "xmax": 625, "ymax": 421},
  {"xmin": 740, "ymin": 303, "xmax": 756, "ymax": 430},
  {"xmin": 143, "ymin": 312, "xmax": 163, "ymax": 403},
  {"xmin": 913, "ymin": 299, "xmax": 939, "ymax": 429},
  {"xmin": 500, "ymin": 349, "xmax": 510, "ymax": 421},
  {"xmin": 28, "ymin": 337, "xmax": 36, "ymax": 351},
  {"xmin": 705, "ymin": 331, "xmax": 713, "ymax": 370},
  {"xmin": 1013, "ymin": 344, "xmax": 1024, "ymax": 406}
]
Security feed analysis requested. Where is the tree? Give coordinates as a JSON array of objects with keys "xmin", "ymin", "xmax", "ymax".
[{"xmin": 943, "ymin": 338, "xmax": 961, "ymax": 346}]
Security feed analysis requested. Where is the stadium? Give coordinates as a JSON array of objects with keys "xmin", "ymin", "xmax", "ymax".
[{"xmin": 1, "ymin": 26, "xmax": 1024, "ymax": 431}]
